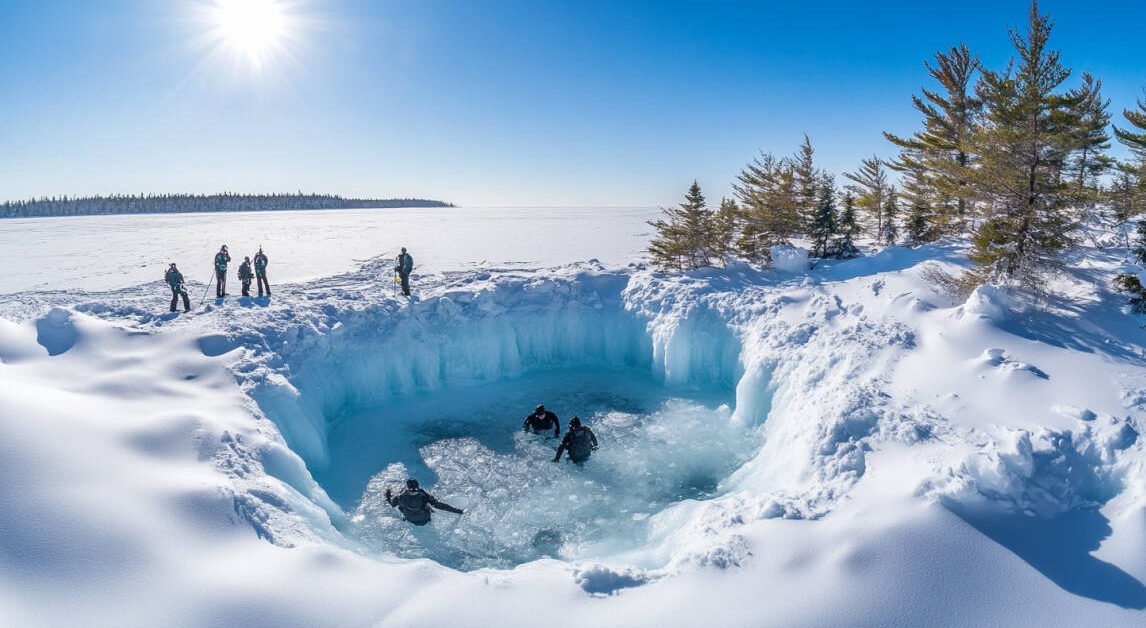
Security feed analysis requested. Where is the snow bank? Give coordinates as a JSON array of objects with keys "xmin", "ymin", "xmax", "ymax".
[{"xmin": 2, "ymin": 219, "xmax": 1146, "ymax": 625}]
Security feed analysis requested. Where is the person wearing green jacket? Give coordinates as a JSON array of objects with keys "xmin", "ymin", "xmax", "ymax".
[
  {"xmin": 214, "ymin": 245, "xmax": 231, "ymax": 297},
  {"xmin": 254, "ymin": 247, "xmax": 270, "ymax": 297}
]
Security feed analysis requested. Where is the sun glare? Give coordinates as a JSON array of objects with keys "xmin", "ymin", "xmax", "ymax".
[{"xmin": 209, "ymin": 0, "xmax": 290, "ymax": 71}]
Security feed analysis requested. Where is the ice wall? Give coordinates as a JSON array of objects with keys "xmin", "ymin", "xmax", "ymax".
[{"xmin": 248, "ymin": 266, "xmax": 747, "ymax": 470}]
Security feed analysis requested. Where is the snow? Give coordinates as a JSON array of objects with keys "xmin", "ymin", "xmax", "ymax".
[
  {"xmin": 0, "ymin": 206, "xmax": 660, "ymax": 294},
  {"xmin": 1, "ymin": 207, "xmax": 1145, "ymax": 626}
]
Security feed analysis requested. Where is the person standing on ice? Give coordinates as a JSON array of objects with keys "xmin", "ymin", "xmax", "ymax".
[
  {"xmin": 164, "ymin": 263, "xmax": 191, "ymax": 313},
  {"xmin": 254, "ymin": 247, "xmax": 270, "ymax": 297},
  {"xmin": 395, "ymin": 247, "xmax": 414, "ymax": 296},
  {"xmin": 553, "ymin": 416, "xmax": 598, "ymax": 464},
  {"xmin": 523, "ymin": 404, "xmax": 561, "ymax": 437},
  {"xmin": 384, "ymin": 479, "xmax": 464, "ymax": 526},
  {"xmin": 213, "ymin": 245, "xmax": 231, "ymax": 298},
  {"xmin": 238, "ymin": 256, "xmax": 254, "ymax": 297}
]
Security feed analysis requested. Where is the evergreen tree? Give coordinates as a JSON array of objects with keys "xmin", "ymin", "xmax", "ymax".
[
  {"xmin": 734, "ymin": 152, "xmax": 801, "ymax": 263},
  {"xmin": 882, "ymin": 187, "xmax": 900, "ymax": 245},
  {"xmin": 1109, "ymin": 167, "xmax": 1142, "ymax": 254},
  {"xmin": 1114, "ymin": 89, "xmax": 1146, "ymax": 162},
  {"xmin": 835, "ymin": 190, "xmax": 861, "ymax": 258},
  {"xmin": 1066, "ymin": 72, "xmax": 1113, "ymax": 194},
  {"xmin": 906, "ymin": 198, "xmax": 936, "ymax": 246},
  {"xmin": 1115, "ymin": 89, "xmax": 1146, "ymax": 213},
  {"xmin": 884, "ymin": 44, "xmax": 982, "ymax": 234},
  {"xmin": 709, "ymin": 198, "xmax": 739, "ymax": 267},
  {"xmin": 808, "ymin": 183, "xmax": 838, "ymax": 258},
  {"xmin": 648, "ymin": 181, "xmax": 712, "ymax": 271},
  {"xmin": 844, "ymin": 155, "xmax": 891, "ymax": 240},
  {"xmin": 792, "ymin": 135, "xmax": 822, "ymax": 229},
  {"xmin": 966, "ymin": 1, "xmax": 1086, "ymax": 287}
]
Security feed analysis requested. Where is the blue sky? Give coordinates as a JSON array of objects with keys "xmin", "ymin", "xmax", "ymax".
[{"xmin": 1, "ymin": 0, "xmax": 1144, "ymax": 207}]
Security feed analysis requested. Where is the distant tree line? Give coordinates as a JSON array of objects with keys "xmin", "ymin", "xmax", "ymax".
[
  {"xmin": 0, "ymin": 193, "xmax": 454, "ymax": 219},
  {"xmin": 650, "ymin": 1, "xmax": 1146, "ymax": 302}
]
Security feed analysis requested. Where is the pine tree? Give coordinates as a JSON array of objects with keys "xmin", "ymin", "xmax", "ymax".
[
  {"xmin": 884, "ymin": 44, "xmax": 982, "ymax": 234},
  {"xmin": 1114, "ymin": 89, "xmax": 1146, "ymax": 162},
  {"xmin": 648, "ymin": 181, "xmax": 712, "ymax": 271},
  {"xmin": 709, "ymin": 198, "xmax": 739, "ymax": 267},
  {"xmin": 906, "ymin": 198, "xmax": 936, "ymax": 246},
  {"xmin": 835, "ymin": 190, "xmax": 861, "ymax": 258},
  {"xmin": 1115, "ymin": 89, "xmax": 1146, "ymax": 211},
  {"xmin": 792, "ymin": 135, "xmax": 822, "ymax": 229},
  {"xmin": 808, "ymin": 183, "xmax": 838, "ymax": 258},
  {"xmin": 844, "ymin": 155, "xmax": 891, "ymax": 240},
  {"xmin": 1067, "ymin": 72, "xmax": 1113, "ymax": 195},
  {"xmin": 734, "ymin": 152, "xmax": 801, "ymax": 263},
  {"xmin": 966, "ymin": 1, "xmax": 1086, "ymax": 287},
  {"xmin": 882, "ymin": 187, "xmax": 900, "ymax": 245}
]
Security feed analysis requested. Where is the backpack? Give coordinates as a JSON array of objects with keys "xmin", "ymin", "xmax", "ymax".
[
  {"xmin": 396, "ymin": 489, "xmax": 432, "ymax": 524},
  {"xmin": 568, "ymin": 427, "xmax": 594, "ymax": 460}
]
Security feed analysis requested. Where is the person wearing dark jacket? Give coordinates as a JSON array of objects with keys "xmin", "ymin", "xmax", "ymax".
[
  {"xmin": 395, "ymin": 247, "xmax": 414, "ymax": 296},
  {"xmin": 165, "ymin": 263, "xmax": 190, "ymax": 312},
  {"xmin": 238, "ymin": 257, "xmax": 254, "ymax": 297},
  {"xmin": 553, "ymin": 416, "xmax": 598, "ymax": 463},
  {"xmin": 384, "ymin": 479, "xmax": 464, "ymax": 526},
  {"xmin": 254, "ymin": 247, "xmax": 270, "ymax": 297},
  {"xmin": 214, "ymin": 245, "xmax": 231, "ymax": 297},
  {"xmin": 523, "ymin": 404, "xmax": 561, "ymax": 437}
]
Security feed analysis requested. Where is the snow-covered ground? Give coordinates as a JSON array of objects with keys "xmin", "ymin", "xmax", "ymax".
[
  {"xmin": 1, "ymin": 208, "xmax": 1144, "ymax": 627},
  {"xmin": 0, "ymin": 206, "xmax": 660, "ymax": 294}
]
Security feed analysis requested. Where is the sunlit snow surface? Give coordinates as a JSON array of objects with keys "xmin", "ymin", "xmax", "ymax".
[
  {"xmin": 0, "ymin": 206, "xmax": 659, "ymax": 293},
  {"xmin": 1, "ymin": 208, "xmax": 1145, "ymax": 626}
]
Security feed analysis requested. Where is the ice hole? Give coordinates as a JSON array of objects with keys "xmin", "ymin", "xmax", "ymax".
[
  {"xmin": 251, "ymin": 277, "xmax": 761, "ymax": 572},
  {"xmin": 318, "ymin": 369, "xmax": 758, "ymax": 571}
]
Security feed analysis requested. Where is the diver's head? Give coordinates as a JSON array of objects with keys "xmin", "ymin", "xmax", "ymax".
[
  {"xmin": 569, "ymin": 416, "xmax": 581, "ymax": 428},
  {"xmin": 406, "ymin": 478, "xmax": 420, "ymax": 490}
]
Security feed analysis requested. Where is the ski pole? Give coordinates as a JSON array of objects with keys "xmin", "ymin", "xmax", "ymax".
[{"xmin": 198, "ymin": 269, "xmax": 214, "ymax": 306}]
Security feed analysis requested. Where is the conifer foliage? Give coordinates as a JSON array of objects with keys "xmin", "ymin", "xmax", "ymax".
[
  {"xmin": 648, "ymin": 181, "xmax": 715, "ymax": 271},
  {"xmin": 646, "ymin": 0, "xmax": 1143, "ymax": 299},
  {"xmin": 966, "ymin": 1, "xmax": 1091, "ymax": 286}
]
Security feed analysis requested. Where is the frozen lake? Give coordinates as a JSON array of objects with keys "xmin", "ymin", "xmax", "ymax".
[{"xmin": 0, "ymin": 206, "xmax": 659, "ymax": 294}]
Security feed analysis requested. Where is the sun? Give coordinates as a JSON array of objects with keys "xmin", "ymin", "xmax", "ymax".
[{"xmin": 209, "ymin": 0, "xmax": 290, "ymax": 71}]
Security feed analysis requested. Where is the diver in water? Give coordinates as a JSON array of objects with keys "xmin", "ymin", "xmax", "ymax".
[
  {"xmin": 385, "ymin": 479, "xmax": 464, "ymax": 526},
  {"xmin": 553, "ymin": 416, "xmax": 598, "ymax": 464},
  {"xmin": 523, "ymin": 404, "xmax": 561, "ymax": 437}
]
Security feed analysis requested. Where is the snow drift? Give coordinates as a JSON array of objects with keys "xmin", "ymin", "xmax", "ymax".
[{"xmin": 2, "ymin": 221, "xmax": 1146, "ymax": 626}]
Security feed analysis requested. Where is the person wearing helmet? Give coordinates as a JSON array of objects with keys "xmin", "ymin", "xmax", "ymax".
[
  {"xmin": 238, "ymin": 256, "xmax": 254, "ymax": 297},
  {"xmin": 214, "ymin": 245, "xmax": 231, "ymax": 298},
  {"xmin": 384, "ymin": 478, "xmax": 464, "ymax": 526},
  {"xmin": 395, "ymin": 247, "xmax": 414, "ymax": 296},
  {"xmin": 523, "ymin": 404, "xmax": 561, "ymax": 437},
  {"xmin": 164, "ymin": 263, "xmax": 191, "ymax": 313},
  {"xmin": 553, "ymin": 416, "xmax": 598, "ymax": 464},
  {"xmin": 253, "ymin": 247, "xmax": 270, "ymax": 297}
]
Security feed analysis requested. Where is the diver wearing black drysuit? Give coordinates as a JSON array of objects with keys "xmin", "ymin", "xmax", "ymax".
[
  {"xmin": 553, "ymin": 416, "xmax": 598, "ymax": 463},
  {"xmin": 385, "ymin": 479, "xmax": 464, "ymax": 526},
  {"xmin": 523, "ymin": 404, "xmax": 561, "ymax": 437}
]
